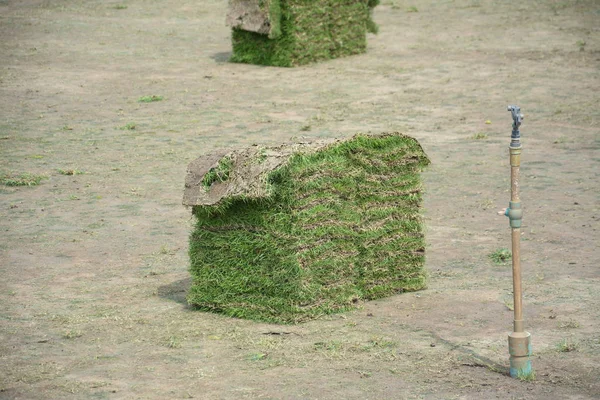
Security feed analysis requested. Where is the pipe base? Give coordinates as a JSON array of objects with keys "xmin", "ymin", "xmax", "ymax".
[{"xmin": 508, "ymin": 331, "xmax": 532, "ymax": 378}]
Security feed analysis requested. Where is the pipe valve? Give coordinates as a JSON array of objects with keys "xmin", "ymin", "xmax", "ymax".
[{"xmin": 504, "ymin": 201, "xmax": 522, "ymax": 228}]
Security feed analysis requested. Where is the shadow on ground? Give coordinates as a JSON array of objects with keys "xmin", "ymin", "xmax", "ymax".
[
  {"xmin": 157, "ymin": 277, "xmax": 192, "ymax": 305},
  {"xmin": 211, "ymin": 51, "xmax": 232, "ymax": 63}
]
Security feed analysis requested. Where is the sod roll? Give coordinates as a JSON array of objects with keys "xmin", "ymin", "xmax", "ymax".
[
  {"xmin": 184, "ymin": 132, "xmax": 429, "ymax": 323},
  {"xmin": 227, "ymin": 0, "xmax": 380, "ymax": 67}
]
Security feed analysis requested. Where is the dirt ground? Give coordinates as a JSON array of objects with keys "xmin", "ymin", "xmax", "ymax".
[{"xmin": 1, "ymin": 0, "xmax": 599, "ymax": 398}]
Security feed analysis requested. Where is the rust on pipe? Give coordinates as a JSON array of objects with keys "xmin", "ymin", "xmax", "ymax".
[{"xmin": 510, "ymin": 148, "xmax": 523, "ymax": 330}]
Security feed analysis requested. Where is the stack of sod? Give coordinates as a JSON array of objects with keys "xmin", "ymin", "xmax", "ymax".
[
  {"xmin": 227, "ymin": 0, "xmax": 380, "ymax": 67},
  {"xmin": 183, "ymin": 132, "xmax": 429, "ymax": 323}
]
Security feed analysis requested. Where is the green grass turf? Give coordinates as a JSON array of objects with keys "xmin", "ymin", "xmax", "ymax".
[
  {"xmin": 230, "ymin": 0, "xmax": 380, "ymax": 67},
  {"xmin": 188, "ymin": 133, "xmax": 429, "ymax": 323}
]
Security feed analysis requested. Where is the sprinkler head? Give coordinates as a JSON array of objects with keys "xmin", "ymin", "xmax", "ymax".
[
  {"xmin": 507, "ymin": 105, "xmax": 524, "ymax": 130},
  {"xmin": 508, "ymin": 105, "xmax": 524, "ymax": 148}
]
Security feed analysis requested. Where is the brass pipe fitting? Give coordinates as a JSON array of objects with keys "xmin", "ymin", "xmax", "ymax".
[
  {"xmin": 509, "ymin": 331, "xmax": 532, "ymax": 377},
  {"xmin": 504, "ymin": 201, "xmax": 522, "ymax": 228}
]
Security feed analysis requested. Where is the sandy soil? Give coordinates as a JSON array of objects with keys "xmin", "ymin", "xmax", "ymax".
[{"xmin": 1, "ymin": 0, "xmax": 599, "ymax": 398}]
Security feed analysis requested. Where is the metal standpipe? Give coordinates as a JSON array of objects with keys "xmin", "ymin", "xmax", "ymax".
[{"xmin": 504, "ymin": 105, "xmax": 533, "ymax": 378}]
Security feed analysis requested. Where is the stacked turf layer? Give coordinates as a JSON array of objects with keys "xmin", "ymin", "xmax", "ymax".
[
  {"xmin": 185, "ymin": 133, "xmax": 429, "ymax": 323},
  {"xmin": 229, "ymin": 0, "xmax": 380, "ymax": 67}
]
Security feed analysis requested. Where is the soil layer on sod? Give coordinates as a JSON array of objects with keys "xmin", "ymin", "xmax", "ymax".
[
  {"xmin": 184, "ymin": 132, "xmax": 429, "ymax": 323},
  {"xmin": 227, "ymin": 0, "xmax": 380, "ymax": 67}
]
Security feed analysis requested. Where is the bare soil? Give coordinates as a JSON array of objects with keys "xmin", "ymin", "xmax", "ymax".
[{"xmin": 1, "ymin": 0, "xmax": 599, "ymax": 399}]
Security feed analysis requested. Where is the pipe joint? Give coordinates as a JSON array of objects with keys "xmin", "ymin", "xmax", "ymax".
[
  {"xmin": 510, "ymin": 147, "xmax": 522, "ymax": 166},
  {"xmin": 504, "ymin": 201, "xmax": 522, "ymax": 228},
  {"xmin": 508, "ymin": 331, "xmax": 532, "ymax": 378}
]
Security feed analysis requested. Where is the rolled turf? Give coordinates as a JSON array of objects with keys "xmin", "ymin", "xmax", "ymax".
[
  {"xmin": 184, "ymin": 132, "xmax": 429, "ymax": 323},
  {"xmin": 228, "ymin": 0, "xmax": 380, "ymax": 67}
]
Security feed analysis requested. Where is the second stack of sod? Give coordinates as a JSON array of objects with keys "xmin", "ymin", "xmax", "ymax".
[{"xmin": 231, "ymin": 0, "xmax": 380, "ymax": 67}]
